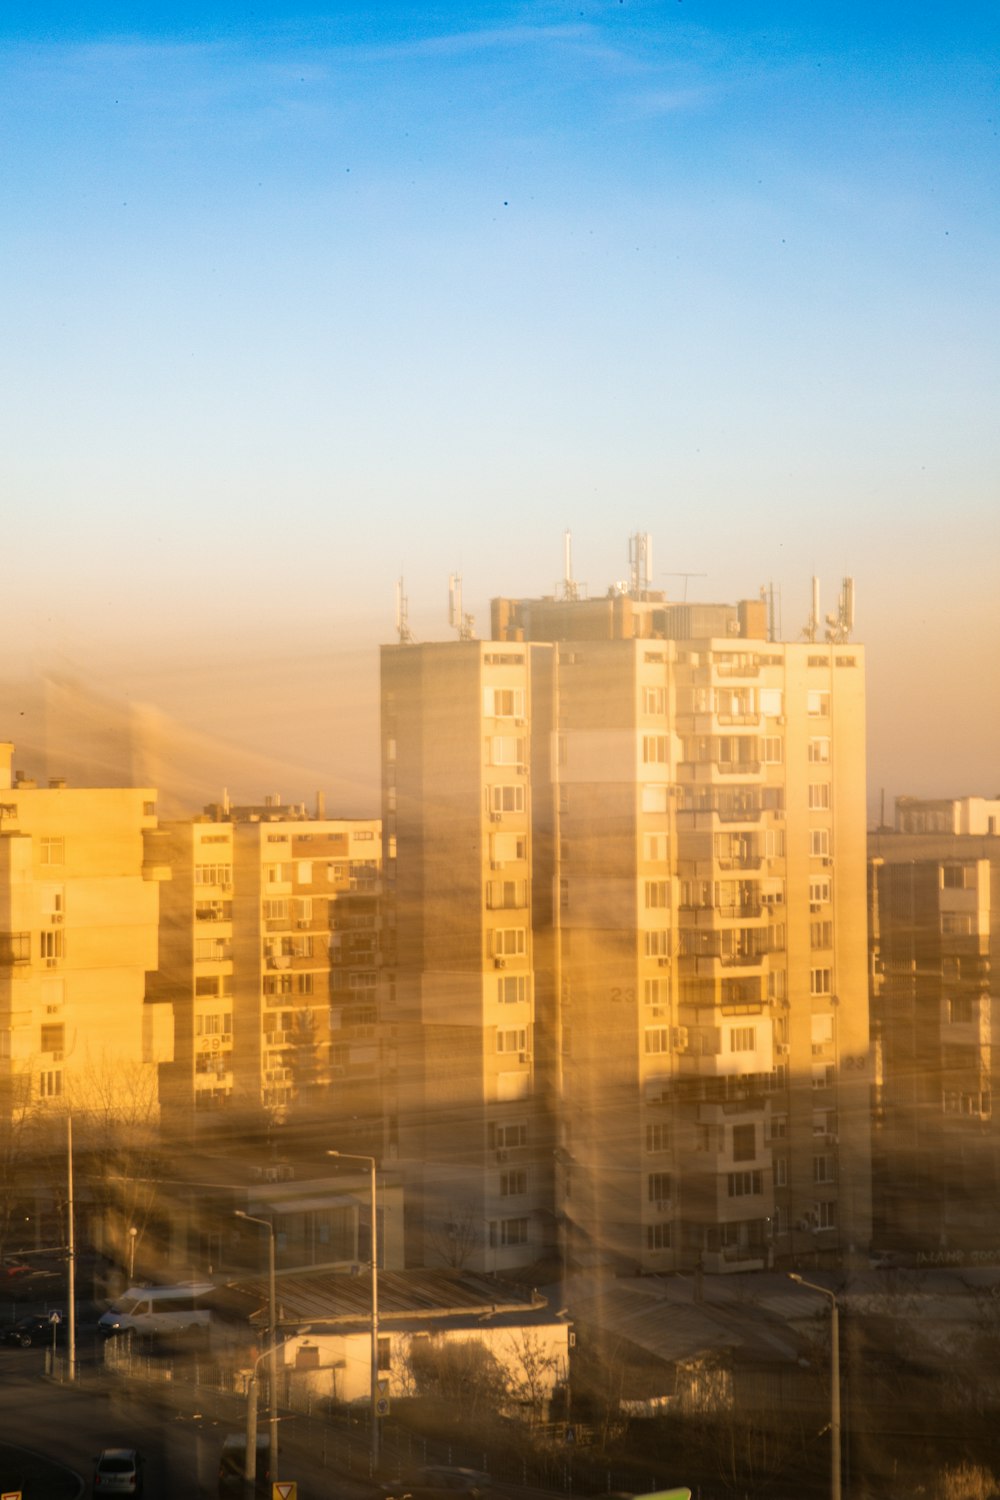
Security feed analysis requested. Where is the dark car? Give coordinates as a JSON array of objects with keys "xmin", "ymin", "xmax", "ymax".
[
  {"xmin": 381, "ymin": 1467, "xmax": 495, "ymax": 1500},
  {"xmin": 218, "ymin": 1434, "xmax": 271, "ymax": 1497},
  {"xmin": 1, "ymin": 1312, "xmax": 63, "ymax": 1347}
]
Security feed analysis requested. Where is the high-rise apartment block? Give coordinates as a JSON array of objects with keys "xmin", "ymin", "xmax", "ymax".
[
  {"xmin": 0, "ymin": 742, "xmax": 169, "ymax": 1116},
  {"xmin": 153, "ymin": 799, "xmax": 382, "ymax": 1128},
  {"xmin": 869, "ymin": 795, "xmax": 1000, "ymax": 1254},
  {"xmin": 382, "ymin": 569, "xmax": 872, "ymax": 1273}
]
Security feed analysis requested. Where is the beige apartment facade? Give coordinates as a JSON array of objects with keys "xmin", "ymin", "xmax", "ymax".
[
  {"xmin": 383, "ymin": 579, "xmax": 872, "ymax": 1274},
  {"xmin": 153, "ymin": 799, "xmax": 382, "ymax": 1129},
  {"xmin": 869, "ymin": 797, "xmax": 1000, "ymax": 1255},
  {"xmin": 0, "ymin": 741, "xmax": 169, "ymax": 1118}
]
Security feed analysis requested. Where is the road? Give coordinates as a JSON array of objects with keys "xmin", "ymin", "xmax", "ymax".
[{"xmin": 0, "ymin": 1343, "xmax": 374, "ymax": 1498}]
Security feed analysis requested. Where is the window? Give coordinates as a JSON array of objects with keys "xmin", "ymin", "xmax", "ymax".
[
  {"xmin": 492, "ymin": 831, "xmax": 526, "ymax": 863},
  {"xmin": 40, "ymin": 837, "xmax": 65, "ymax": 865},
  {"xmin": 774, "ymin": 1157, "xmax": 788, "ymax": 1188},
  {"xmin": 764, "ymin": 829, "xmax": 785, "ymax": 857},
  {"xmin": 143, "ymin": 800, "xmax": 156, "ymax": 816},
  {"xmin": 645, "ymin": 1122, "xmax": 669, "ymax": 1153},
  {"xmin": 759, "ymin": 688, "xmax": 783, "ymax": 717},
  {"xmin": 39, "ymin": 1070, "xmax": 62, "ymax": 1098},
  {"xmin": 808, "ymin": 737, "xmax": 831, "ymax": 762},
  {"xmin": 40, "ymin": 1023, "xmax": 64, "ymax": 1055},
  {"xmin": 645, "ymin": 1028, "xmax": 669, "ymax": 1054},
  {"xmin": 262, "ymin": 900, "xmax": 288, "ymax": 921},
  {"xmin": 643, "ymin": 686, "xmax": 666, "ymax": 715},
  {"xmin": 762, "ymin": 737, "xmax": 783, "ymax": 763},
  {"xmin": 732, "ymin": 1124, "xmax": 755, "ymax": 1162},
  {"xmin": 770, "ymin": 1113, "xmax": 788, "ymax": 1140},
  {"xmin": 810, "ymin": 829, "xmax": 830, "ymax": 857},
  {"xmin": 196, "ymin": 975, "xmax": 225, "ymax": 997},
  {"xmin": 496, "ymin": 1028, "xmax": 528, "ymax": 1054},
  {"xmin": 195, "ymin": 863, "xmax": 233, "ymax": 886},
  {"xmin": 808, "ymin": 783, "xmax": 831, "ymax": 810},
  {"xmin": 500, "ymin": 1217, "xmax": 529, "ymax": 1246},
  {"xmin": 490, "ymin": 785, "xmax": 525, "ymax": 814},
  {"xmin": 810, "ymin": 921, "xmax": 833, "ymax": 949},
  {"xmin": 641, "ymin": 784, "xmax": 669, "ymax": 813},
  {"xmin": 497, "ymin": 975, "xmax": 528, "ymax": 1005},
  {"xmin": 484, "ymin": 687, "xmax": 525, "ymax": 719},
  {"xmin": 728, "ymin": 1170, "xmax": 763, "ymax": 1197},
  {"xmin": 378, "ymin": 1336, "xmax": 392, "ymax": 1371},
  {"xmin": 500, "ymin": 1170, "xmax": 527, "ymax": 1196},
  {"xmin": 809, "ymin": 877, "xmax": 831, "ymax": 905},
  {"xmin": 647, "ymin": 1223, "xmax": 672, "ymax": 1250},
  {"xmin": 643, "ymin": 978, "xmax": 664, "ymax": 1007},
  {"xmin": 642, "ymin": 735, "xmax": 668, "ymax": 764},
  {"xmin": 491, "ymin": 927, "xmax": 526, "ymax": 957},
  {"xmin": 39, "ymin": 931, "xmax": 64, "ymax": 961},
  {"xmin": 489, "ymin": 1122, "xmax": 527, "ymax": 1149},
  {"xmin": 644, "ymin": 832, "xmax": 667, "ymax": 861},
  {"xmin": 489, "ymin": 735, "xmax": 525, "ymax": 766},
  {"xmin": 807, "ymin": 690, "xmax": 830, "ymax": 717},
  {"xmin": 942, "ymin": 865, "xmax": 975, "ymax": 890},
  {"xmin": 648, "ymin": 1172, "xmax": 671, "ymax": 1203},
  {"xmin": 487, "ymin": 880, "xmax": 527, "ymax": 910},
  {"xmin": 729, "ymin": 1026, "xmax": 756, "ymax": 1053},
  {"xmin": 813, "ymin": 1155, "xmax": 835, "ymax": 1184},
  {"xmin": 948, "ymin": 996, "xmax": 975, "ymax": 1024},
  {"xmin": 810, "ymin": 968, "xmax": 833, "ymax": 996},
  {"xmin": 644, "ymin": 929, "xmax": 669, "ymax": 957},
  {"xmin": 817, "ymin": 1201, "xmax": 837, "ymax": 1230},
  {"xmin": 644, "ymin": 880, "xmax": 669, "ymax": 909}
]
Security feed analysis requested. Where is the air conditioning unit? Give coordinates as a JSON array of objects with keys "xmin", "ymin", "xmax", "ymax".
[
  {"xmin": 777, "ymin": 1043, "xmax": 790, "ymax": 1056},
  {"xmin": 496, "ymin": 1150, "xmax": 509, "ymax": 1163},
  {"xmin": 489, "ymin": 812, "xmax": 501, "ymax": 822},
  {"xmin": 297, "ymin": 919, "xmax": 310, "ymax": 929},
  {"xmin": 494, "ymin": 958, "xmax": 507, "ymax": 969},
  {"xmin": 822, "ymin": 857, "xmax": 833, "ymax": 867},
  {"xmin": 50, "ymin": 913, "xmax": 63, "ymax": 924},
  {"xmin": 46, "ymin": 957, "xmax": 59, "ymax": 968},
  {"xmin": 809, "ymin": 902, "xmax": 820, "ymax": 913},
  {"xmin": 655, "ymin": 1199, "xmax": 672, "ymax": 1213},
  {"xmin": 519, "ymin": 1050, "xmax": 533, "ymax": 1064},
  {"xmin": 658, "ymin": 956, "xmax": 670, "ymax": 967}
]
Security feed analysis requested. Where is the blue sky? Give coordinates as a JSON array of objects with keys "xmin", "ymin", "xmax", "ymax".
[{"xmin": 1, "ymin": 2, "xmax": 997, "ymax": 802}]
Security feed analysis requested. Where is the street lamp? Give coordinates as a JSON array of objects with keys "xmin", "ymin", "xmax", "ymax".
[
  {"xmin": 788, "ymin": 1273, "xmax": 841, "ymax": 1500},
  {"xmin": 235, "ymin": 1210, "xmax": 279, "ymax": 1480},
  {"xmin": 127, "ymin": 1227, "xmax": 138, "ymax": 1284},
  {"xmin": 328, "ymin": 1150, "xmax": 380, "ymax": 1474}
]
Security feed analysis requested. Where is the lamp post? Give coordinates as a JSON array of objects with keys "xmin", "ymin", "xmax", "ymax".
[
  {"xmin": 789, "ymin": 1273, "xmax": 841, "ymax": 1500},
  {"xmin": 127, "ymin": 1226, "xmax": 137, "ymax": 1284},
  {"xmin": 235, "ymin": 1211, "xmax": 279, "ymax": 1479},
  {"xmin": 328, "ymin": 1150, "xmax": 380, "ymax": 1474}
]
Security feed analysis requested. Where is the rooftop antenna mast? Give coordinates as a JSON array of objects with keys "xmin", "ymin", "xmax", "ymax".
[
  {"xmin": 803, "ymin": 575, "xmax": 821, "ymax": 643},
  {"xmin": 562, "ymin": 530, "xmax": 579, "ymax": 601},
  {"xmin": 664, "ymin": 571, "xmax": 707, "ymax": 603},
  {"xmin": 448, "ymin": 573, "xmax": 476, "ymax": 641},
  {"xmin": 395, "ymin": 576, "xmax": 414, "ymax": 644},
  {"xmin": 628, "ymin": 532, "xmax": 653, "ymax": 598},
  {"xmin": 825, "ymin": 575, "xmax": 855, "ymax": 643}
]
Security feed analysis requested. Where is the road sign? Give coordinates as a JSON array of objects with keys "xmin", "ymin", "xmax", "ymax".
[
  {"xmin": 48, "ymin": 1311, "xmax": 61, "ymax": 1324},
  {"xmin": 272, "ymin": 1484, "xmax": 297, "ymax": 1500},
  {"xmin": 375, "ymin": 1377, "xmax": 390, "ymax": 1417},
  {"xmin": 3, "ymin": 1490, "xmax": 23, "ymax": 1499}
]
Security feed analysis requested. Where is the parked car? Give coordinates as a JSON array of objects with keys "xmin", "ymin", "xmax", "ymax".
[
  {"xmin": 0, "ymin": 1312, "xmax": 63, "ymax": 1347},
  {"xmin": 380, "ymin": 1467, "xmax": 495, "ymax": 1500},
  {"xmin": 218, "ymin": 1433, "xmax": 271, "ymax": 1497},
  {"xmin": 92, "ymin": 1448, "xmax": 144, "ymax": 1496}
]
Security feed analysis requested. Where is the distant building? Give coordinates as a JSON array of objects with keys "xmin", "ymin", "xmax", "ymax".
[
  {"xmin": 869, "ymin": 796, "xmax": 1000, "ymax": 1254},
  {"xmin": 382, "ymin": 555, "xmax": 871, "ymax": 1273},
  {"xmin": 151, "ymin": 797, "xmax": 382, "ymax": 1129},
  {"xmin": 0, "ymin": 741, "xmax": 169, "ymax": 1116}
]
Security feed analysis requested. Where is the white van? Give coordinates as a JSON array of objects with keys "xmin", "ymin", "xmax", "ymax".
[{"xmin": 98, "ymin": 1282, "xmax": 215, "ymax": 1340}]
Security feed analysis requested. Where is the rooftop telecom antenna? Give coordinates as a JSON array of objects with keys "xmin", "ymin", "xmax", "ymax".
[
  {"xmin": 562, "ymin": 530, "xmax": 579, "ymax": 601},
  {"xmin": 448, "ymin": 573, "xmax": 476, "ymax": 640},
  {"xmin": 825, "ymin": 576, "xmax": 856, "ymax": 643},
  {"xmin": 395, "ymin": 576, "xmax": 414, "ymax": 644},
  {"xmin": 802, "ymin": 575, "xmax": 821, "ymax": 643},
  {"xmin": 628, "ymin": 532, "xmax": 653, "ymax": 598}
]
